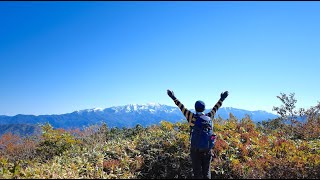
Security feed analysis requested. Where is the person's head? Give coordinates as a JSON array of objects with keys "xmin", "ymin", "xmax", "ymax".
[{"xmin": 195, "ymin": 100, "xmax": 205, "ymax": 112}]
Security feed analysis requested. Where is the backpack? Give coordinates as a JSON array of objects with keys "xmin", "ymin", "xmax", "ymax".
[{"xmin": 190, "ymin": 114, "xmax": 215, "ymax": 151}]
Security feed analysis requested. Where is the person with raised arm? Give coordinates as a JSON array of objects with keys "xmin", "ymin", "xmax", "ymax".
[{"xmin": 167, "ymin": 89, "xmax": 229, "ymax": 179}]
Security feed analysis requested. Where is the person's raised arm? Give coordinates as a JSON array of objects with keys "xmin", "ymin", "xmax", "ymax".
[
  {"xmin": 207, "ymin": 91, "xmax": 229, "ymax": 118},
  {"xmin": 167, "ymin": 89, "xmax": 194, "ymax": 122}
]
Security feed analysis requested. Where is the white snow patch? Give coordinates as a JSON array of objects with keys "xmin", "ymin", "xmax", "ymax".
[
  {"xmin": 133, "ymin": 104, "xmax": 138, "ymax": 111},
  {"xmin": 93, "ymin": 108, "xmax": 103, "ymax": 111},
  {"xmin": 126, "ymin": 105, "xmax": 131, "ymax": 112}
]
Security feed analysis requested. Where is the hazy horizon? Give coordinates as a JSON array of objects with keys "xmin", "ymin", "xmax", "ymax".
[{"xmin": 1, "ymin": 102, "xmax": 279, "ymax": 116}]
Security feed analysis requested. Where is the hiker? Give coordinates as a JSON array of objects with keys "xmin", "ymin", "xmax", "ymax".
[{"xmin": 167, "ymin": 89, "xmax": 228, "ymax": 179}]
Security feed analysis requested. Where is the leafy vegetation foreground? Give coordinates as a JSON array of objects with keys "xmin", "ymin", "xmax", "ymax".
[
  {"xmin": 0, "ymin": 93, "xmax": 319, "ymax": 179},
  {"xmin": 0, "ymin": 117, "xmax": 318, "ymax": 179}
]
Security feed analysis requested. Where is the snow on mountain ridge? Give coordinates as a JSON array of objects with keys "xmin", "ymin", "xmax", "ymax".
[
  {"xmin": 0, "ymin": 103, "xmax": 280, "ymax": 130},
  {"xmin": 109, "ymin": 103, "xmax": 176, "ymax": 113},
  {"xmin": 76, "ymin": 104, "xmax": 276, "ymax": 116},
  {"xmin": 139, "ymin": 103, "xmax": 176, "ymax": 113},
  {"xmin": 76, "ymin": 107, "xmax": 103, "ymax": 113}
]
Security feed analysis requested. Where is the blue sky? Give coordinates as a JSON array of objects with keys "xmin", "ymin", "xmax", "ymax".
[{"xmin": 1, "ymin": 1, "xmax": 320, "ymax": 116}]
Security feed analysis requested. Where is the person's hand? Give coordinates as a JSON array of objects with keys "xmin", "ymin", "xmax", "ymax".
[
  {"xmin": 220, "ymin": 91, "xmax": 229, "ymax": 101},
  {"xmin": 167, "ymin": 89, "xmax": 176, "ymax": 100}
]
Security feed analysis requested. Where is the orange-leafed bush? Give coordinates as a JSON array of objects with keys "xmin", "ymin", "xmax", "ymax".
[{"xmin": 0, "ymin": 113, "xmax": 319, "ymax": 179}]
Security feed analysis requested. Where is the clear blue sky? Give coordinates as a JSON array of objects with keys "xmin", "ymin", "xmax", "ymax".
[{"xmin": 1, "ymin": 1, "xmax": 320, "ymax": 116}]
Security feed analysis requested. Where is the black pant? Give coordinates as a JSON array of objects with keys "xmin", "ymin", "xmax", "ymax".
[{"xmin": 190, "ymin": 148, "xmax": 212, "ymax": 179}]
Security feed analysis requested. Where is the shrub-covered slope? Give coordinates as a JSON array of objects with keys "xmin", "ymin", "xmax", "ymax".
[{"xmin": 0, "ymin": 114, "xmax": 319, "ymax": 179}]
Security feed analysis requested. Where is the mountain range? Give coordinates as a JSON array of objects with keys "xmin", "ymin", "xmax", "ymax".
[{"xmin": 0, "ymin": 103, "xmax": 279, "ymax": 136}]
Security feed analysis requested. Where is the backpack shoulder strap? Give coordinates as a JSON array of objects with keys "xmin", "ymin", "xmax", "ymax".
[
  {"xmin": 204, "ymin": 113, "xmax": 214, "ymax": 130},
  {"xmin": 190, "ymin": 113, "xmax": 200, "ymax": 136}
]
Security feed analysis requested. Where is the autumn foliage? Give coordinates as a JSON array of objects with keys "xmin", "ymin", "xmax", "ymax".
[{"xmin": 0, "ymin": 94, "xmax": 319, "ymax": 179}]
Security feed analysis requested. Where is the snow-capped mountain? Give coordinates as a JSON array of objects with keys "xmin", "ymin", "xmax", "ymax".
[
  {"xmin": 109, "ymin": 103, "xmax": 179, "ymax": 114},
  {"xmin": 0, "ymin": 104, "xmax": 279, "ymax": 132}
]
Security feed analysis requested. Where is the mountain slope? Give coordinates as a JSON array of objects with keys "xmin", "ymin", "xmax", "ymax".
[
  {"xmin": 0, "ymin": 104, "xmax": 278, "ymax": 130},
  {"xmin": 0, "ymin": 124, "xmax": 42, "ymax": 137}
]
